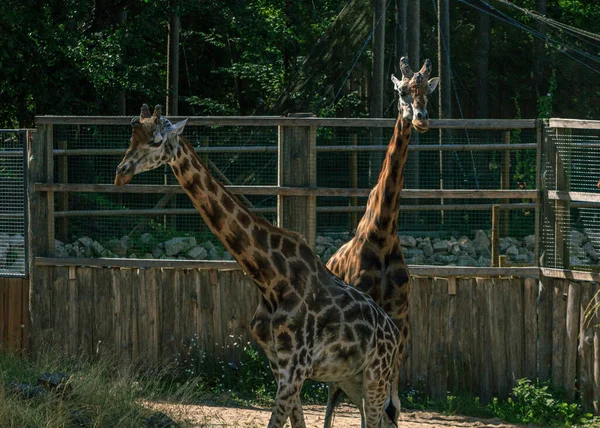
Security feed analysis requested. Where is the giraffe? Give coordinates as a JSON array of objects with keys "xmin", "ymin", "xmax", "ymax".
[
  {"xmin": 324, "ymin": 57, "xmax": 439, "ymax": 426},
  {"xmin": 114, "ymin": 104, "xmax": 402, "ymax": 428}
]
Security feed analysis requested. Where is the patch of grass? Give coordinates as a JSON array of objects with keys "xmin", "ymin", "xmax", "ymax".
[{"xmin": 0, "ymin": 349, "xmax": 176, "ymax": 427}]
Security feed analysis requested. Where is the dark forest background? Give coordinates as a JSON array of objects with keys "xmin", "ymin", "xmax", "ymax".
[{"xmin": 1, "ymin": 0, "xmax": 598, "ymax": 127}]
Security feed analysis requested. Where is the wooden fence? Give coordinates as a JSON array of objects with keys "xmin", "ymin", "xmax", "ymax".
[
  {"xmin": 0, "ymin": 277, "xmax": 29, "ymax": 352},
  {"xmin": 21, "ymin": 263, "xmax": 600, "ymax": 411}
]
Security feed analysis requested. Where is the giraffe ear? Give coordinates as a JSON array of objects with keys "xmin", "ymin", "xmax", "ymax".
[
  {"xmin": 390, "ymin": 74, "xmax": 402, "ymax": 90},
  {"xmin": 427, "ymin": 77, "xmax": 440, "ymax": 94},
  {"xmin": 168, "ymin": 118, "xmax": 188, "ymax": 136}
]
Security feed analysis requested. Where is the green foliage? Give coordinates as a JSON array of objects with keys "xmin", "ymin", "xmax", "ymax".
[
  {"xmin": 490, "ymin": 379, "xmax": 591, "ymax": 426},
  {"xmin": 537, "ymin": 70, "xmax": 558, "ymax": 119}
]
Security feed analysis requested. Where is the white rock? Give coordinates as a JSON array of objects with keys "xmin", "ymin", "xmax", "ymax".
[
  {"xmin": 187, "ymin": 246, "xmax": 208, "ymax": 259},
  {"xmin": 316, "ymin": 236, "xmax": 334, "ymax": 246},
  {"xmin": 506, "ymin": 245, "xmax": 519, "ymax": 257},
  {"xmin": 524, "ymin": 235, "xmax": 535, "ymax": 250},
  {"xmin": 152, "ymin": 248, "xmax": 164, "ymax": 259},
  {"xmin": 422, "ymin": 243, "xmax": 434, "ymax": 257},
  {"xmin": 77, "ymin": 236, "xmax": 94, "ymax": 248},
  {"xmin": 583, "ymin": 242, "xmax": 598, "ymax": 261},
  {"xmin": 399, "ymin": 235, "xmax": 417, "ymax": 248},
  {"xmin": 571, "ymin": 230, "xmax": 587, "ymax": 247},
  {"xmin": 140, "ymin": 233, "xmax": 153, "ymax": 244},
  {"xmin": 165, "ymin": 237, "xmax": 197, "ymax": 256},
  {"xmin": 473, "ymin": 230, "xmax": 491, "ymax": 254},
  {"xmin": 203, "ymin": 241, "xmax": 216, "ymax": 252},
  {"xmin": 433, "ymin": 240, "xmax": 449, "ymax": 253}
]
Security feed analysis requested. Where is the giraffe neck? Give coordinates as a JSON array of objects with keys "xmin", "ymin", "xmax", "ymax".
[
  {"xmin": 167, "ymin": 136, "xmax": 315, "ymax": 295},
  {"xmin": 356, "ymin": 115, "xmax": 411, "ymax": 241}
]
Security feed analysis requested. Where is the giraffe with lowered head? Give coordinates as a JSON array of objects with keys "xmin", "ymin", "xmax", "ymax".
[
  {"xmin": 114, "ymin": 104, "xmax": 402, "ymax": 427},
  {"xmin": 324, "ymin": 58, "xmax": 439, "ymax": 426}
]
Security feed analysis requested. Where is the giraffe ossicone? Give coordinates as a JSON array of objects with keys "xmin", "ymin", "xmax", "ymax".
[{"xmin": 115, "ymin": 104, "xmax": 402, "ymax": 428}]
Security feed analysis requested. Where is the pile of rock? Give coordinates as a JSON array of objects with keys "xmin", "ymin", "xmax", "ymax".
[
  {"xmin": 48, "ymin": 228, "xmax": 600, "ymax": 268},
  {"xmin": 0, "ymin": 233, "xmax": 25, "ymax": 272}
]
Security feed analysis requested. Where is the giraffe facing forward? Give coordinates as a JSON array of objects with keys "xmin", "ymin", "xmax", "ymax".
[
  {"xmin": 115, "ymin": 104, "xmax": 401, "ymax": 428},
  {"xmin": 324, "ymin": 58, "xmax": 439, "ymax": 426}
]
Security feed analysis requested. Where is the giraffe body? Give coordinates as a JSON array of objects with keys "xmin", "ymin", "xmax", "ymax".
[
  {"xmin": 324, "ymin": 58, "xmax": 439, "ymax": 426},
  {"xmin": 115, "ymin": 105, "xmax": 402, "ymax": 428}
]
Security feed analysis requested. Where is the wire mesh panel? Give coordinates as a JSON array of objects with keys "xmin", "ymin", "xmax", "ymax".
[
  {"xmin": 48, "ymin": 118, "xmax": 538, "ymax": 267},
  {"xmin": 315, "ymin": 125, "xmax": 537, "ymax": 267},
  {"xmin": 541, "ymin": 122, "xmax": 600, "ymax": 271},
  {"xmin": 0, "ymin": 130, "xmax": 27, "ymax": 277},
  {"xmin": 53, "ymin": 124, "xmax": 278, "ymax": 261}
]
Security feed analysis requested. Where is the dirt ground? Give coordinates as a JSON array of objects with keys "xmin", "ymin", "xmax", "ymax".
[{"xmin": 145, "ymin": 401, "xmax": 526, "ymax": 427}]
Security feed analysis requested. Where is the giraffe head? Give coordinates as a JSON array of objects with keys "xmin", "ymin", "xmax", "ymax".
[
  {"xmin": 114, "ymin": 104, "xmax": 188, "ymax": 186},
  {"xmin": 390, "ymin": 57, "xmax": 439, "ymax": 133}
]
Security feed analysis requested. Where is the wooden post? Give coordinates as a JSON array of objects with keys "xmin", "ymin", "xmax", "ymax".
[
  {"xmin": 166, "ymin": 14, "xmax": 180, "ymax": 116},
  {"xmin": 57, "ymin": 141, "xmax": 69, "ymax": 242},
  {"xmin": 501, "ymin": 131, "xmax": 510, "ymax": 235},
  {"xmin": 555, "ymin": 127, "xmax": 571, "ymax": 269},
  {"xmin": 349, "ymin": 133, "xmax": 358, "ymax": 232},
  {"xmin": 28, "ymin": 125, "xmax": 52, "ymax": 352},
  {"xmin": 278, "ymin": 113, "xmax": 317, "ymax": 248},
  {"xmin": 46, "ymin": 129, "xmax": 55, "ymax": 254},
  {"xmin": 491, "ymin": 204, "xmax": 500, "ymax": 267},
  {"xmin": 534, "ymin": 122, "xmax": 542, "ymax": 265}
]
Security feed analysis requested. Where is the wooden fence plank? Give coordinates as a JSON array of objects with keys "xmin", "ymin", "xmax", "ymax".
[
  {"xmin": 0, "ymin": 278, "xmax": 6, "ymax": 346},
  {"xmin": 113, "ymin": 268, "xmax": 133, "ymax": 363},
  {"xmin": 552, "ymin": 279, "xmax": 568, "ymax": 391},
  {"xmin": 21, "ymin": 278, "xmax": 29, "ymax": 352},
  {"xmin": 475, "ymin": 278, "xmax": 492, "ymax": 403},
  {"xmin": 52, "ymin": 267, "xmax": 69, "ymax": 354},
  {"xmin": 427, "ymin": 278, "xmax": 448, "ymax": 402},
  {"xmin": 507, "ymin": 278, "xmax": 525, "ymax": 387},
  {"xmin": 593, "ymin": 285, "xmax": 600, "ymax": 415},
  {"xmin": 538, "ymin": 277, "xmax": 553, "ymax": 382},
  {"xmin": 447, "ymin": 278, "xmax": 458, "ymax": 394},
  {"xmin": 7, "ymin": 278, "xmax": 23, "ymax": 351},
  {"xmin": 410, "ymin": 277, "xmax": 430, "ymax": 390},
  {"xmin": 198, "ymin": 269, "xmax": 215, "ymax": 355},
  {"xmin": 455, "ymin": 278, "xmax": 475, "ymax": 394},
  {"xmin": 159, "ymin": 269, "xmax": 177, "ymax": 361},
  {"xmin": 579, "ymin": 283, "xmax": 595, "ymax": 411},
  {"xmin": 94, "ymin": 268, "xmax": 115, "ymax": 357},
  {"xmin": 523, "ymin": 278, "xmax": 538, "ymax": 380},
  {"xmin": 77, "ymin": 267, "xmax": 94, "ymax": 356},
  {"xmin": 489, "ymin": 278, "xmax": 509, "ymax": 399},
  {"xmin": 564, "ymin": 282, "xmax": 581, "ymax": 401},
  {"xmin": 180, "ymin": 269, "xmax": 200, "ymax": 359}
]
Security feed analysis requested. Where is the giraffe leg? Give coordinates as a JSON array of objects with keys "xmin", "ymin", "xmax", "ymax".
[
  {"xmin": 361, "ymin": 364, "xmax": 397, "ymax": 428},
  {"xmin": 267, "ymin": 380, "xmax": 306, "ymax": 428},
  {"xmin": 268, "ymin": 360, "xmax": 305, "ymax": 427},
  {"xmin": 323, "ymin": 383, "xmax": 345, "ymax": 428}
]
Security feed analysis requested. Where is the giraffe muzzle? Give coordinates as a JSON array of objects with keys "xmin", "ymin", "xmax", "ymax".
[{"xmin": 412, "ymin": 119, "xmax": 430, "ymax": 133}]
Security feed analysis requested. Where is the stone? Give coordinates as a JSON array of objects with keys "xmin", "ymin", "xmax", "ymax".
[
  {"xmin": 120, "ymin": 235, "xmax": 131, "ymax": 250},
  {"xmin": 473, "ymin": 230, "xmax": 491, "ymax": 254},
  {"xmin": 459, "ymin": 240, "xmax": 476, "ymax": 256},
  {"xmin": 399, "ymin": 235, "xmax": 417, "ymax": 248},
  {"xmin": 92, "ymin": 241, "xmax": 105, "ymax": 257},
  {"xmin": 433, "ymin": 240, "xmax": 449, "ymax": 253},
  {"xmin": 322, "ymin": 247, "xmax": 337, "ymax": 262},
  {"xmin": 518, "ymin": 247, "xmax": 530, "ymax": 255},
  {"xmin": 316, "ymin": 236, "xmax": 333, "ymax": 246},
  {"xmin": 409, "ymin": 254, "xmax": 426, "ymax": 264},
  {"xmin": 406, "ymin": 247, "xmax": 424, "ymax": 258},
  {"xmin": 514, "ymin": 254, "xmax": 531, "ymax": 263},
  {"xmin": 140, "ymin": 233, "xmax": 153, "ymax": 244},
  {"xmin": 202, "ymin": 241, "xmax": 216, "ymax": 252},
  {"xmin": 457, "ymin": 255, "xmax": 478, "ymax": 266},
  {"xmin": 422, "ymin": 243, "xmax": 434, "ymax": 257},
  {"xmin": 152, "ymin": 247, "xmax": 165, "ymax": 259},
  {"xmin": 164, "ymin": 237, "xmax": 197, "ymax": 256},
  {"xmin": 187, "ymin": 246, "xmax": 208, "ymax": 259},
  {"xmin": 506, "ymin": 245, "xmax": 519, "ymax": 257},
  {"xmin": 451, "ymin": 243, "xmax": 461, "ymax": 256},
  {"xmin": 523, "ymin": 235, "xmax": 536, "ymax": 251},
  {"xmin": 437, "ymin": 254, "xmax": 458, "ymax": 264},
  {"xmin": 207, "ymin": 248, "xmax": 220, "ymax": 260},
  {"xmin": 129, "ymin": 253, "xmax": 137, "ymax": 259},
  {"xmin": 478, "ymin": 256, "xmax": 491, "ymax": 267},
  {"xmin": 222, "ymin": 251, "xmax": 233, "ymax": 261},
  {"xmin": 570, "ymin": 256, "xmax": 584, "ymax": 267},
  {"xmin": 143, "ymin": 253, "xmax": 153, "ymax": 259},
  {"xmin": 583, "ymin": 242, "xmax": 599, "ymax": 261},
  {"xmin": 315, "ymin": 244, "xmax": 327, "ymax": 255},
  {"xmin": 499, "ymin": 238, "xmax": 511, "ymax": 253},
  {"xmin": 107, "ymin": 238, "xmax": 127, "ymax": 257},
  {"xmin": 571, "ymin": 230, "xmax": 587, "ymax": 247},
  {"xmin": 77, "ymin": 236, "xmax": 94, "ymax": 248},
  {"xmin": 8, "ymin": 234, "xmax": 24, "ymax": 248},
  {"xmin": 0, "ymin": 244, "xmax": 10, "ymax": 266}
]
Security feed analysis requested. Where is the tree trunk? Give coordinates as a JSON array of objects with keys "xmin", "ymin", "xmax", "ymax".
[
  {"xmin": 166, "ymin": 14, "xmax": 180, "ymax": 116},
  {"xmin": 533, "ymin": 0, "xmax": 547, "ymax": 98},
  {"xmin": 475, "ymin": 10, "xmax": 489, "ymax": 119},
  {"xmin": 370, "ymin": 0, "xmax": 386, "ymax": 185},
  {"xmin": 395, "ymin": 0, "xmax": 407, "ymax": 73},
  {"xmin": 407, "ymin": 0, "xmax": 420, "ymax": 71}
]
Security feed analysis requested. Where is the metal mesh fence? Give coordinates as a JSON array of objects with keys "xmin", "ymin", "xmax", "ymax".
[
  {"xmin": 540, "ymin": 122, "xmax": 600, "ymax": 271},
  {"xmin": 0, "ymin": 130, "xmax": 27, "ymax": 277},
  {"xmin": 50, "ymin": 120, "xmax": 537, "ymax": 267}
]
